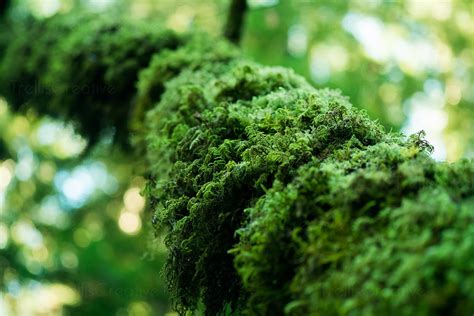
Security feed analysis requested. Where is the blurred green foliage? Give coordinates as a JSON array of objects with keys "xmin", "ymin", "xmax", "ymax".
[
  {"xmin": 242, "ymin": 0, "xmax": 473, "ymax": 153},
  {"xmin": 0, "ymin": 99, "xmax": 171, "ymax": 315}
]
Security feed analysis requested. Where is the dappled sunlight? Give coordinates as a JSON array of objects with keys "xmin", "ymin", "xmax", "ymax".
[
  {"xmin": 0, "ymin": 160, "xmax": 14, "ymax": 191},
  {"xmin": 310, "ymin": 43, "xmax": 349, "ymax": 84},
  {"xmin": 241, "ymin": 0, "xmax": 473, "ymax": 161},
  {"xmin": 248, "ymin": 0, "xmax": 278, "ymax": 9},
  {"xmin": 0, "ymin": 100, "xmax": 166, "ymax": 314},
  {"xmin": 403, "ymin": 79, "xmax": 448, "ymax": 160},
  {"xmin": 124, "ymin": 187, "xmax": 146, "ymax": 214},
  {"xmin": 118, "ymin": 211, "xmax": 142, "ymax": 235},
  {"xmin": 343, "ymin": 13, "xmax": 443, "ymax": 74},
  {"xmin": 36, "ymin": 121, "xmax": 87, "ymax": 158},
  {"xmin": 1, "ymin": 282, "xmax": 79, "ymax": 316},
  {"xmin": 287, "ymin": 24, "xmax": 308, "ymax": 57},
  {"xmin": 27, "ymin": 0, "xmax": 61, "ymax": 17},
  {"xmin": 54, "ymin": 162, "xmax": 118, "ymax": 209}
]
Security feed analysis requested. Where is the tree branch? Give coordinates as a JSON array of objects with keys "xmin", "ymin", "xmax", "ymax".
[
  {"xmin": 224, "ymin": 0, "xmax": 248, "ymax": 44},
  {"xmin": 0, "ymin": 0, "xmax": 10, "ymax": 18},
  {"xmin": 1, "ymin": 11, "xmax": 473, "ymax": 316}
]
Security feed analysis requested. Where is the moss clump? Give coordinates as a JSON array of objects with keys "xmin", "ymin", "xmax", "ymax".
[
  {"xmin": 1, "ymin": 12, "xmax": 473, "ymax": 316},
  {"xmin": 141, "ymin": 32, "xmax": 474, "ymax": 314},
  {"xmin": 131, "ymin": 33, "xmax": 241, "ymax": 156},
  {"xmin": 234, "ymin": 140, "xmax": 474, "ymax": 315},
  {"xmin": 0, "ymin": 12, "xmax": 183, "ymax": 145},
  {"xmin": 142, "ymin": 38, "xmax": 473, "ymax": 315}
]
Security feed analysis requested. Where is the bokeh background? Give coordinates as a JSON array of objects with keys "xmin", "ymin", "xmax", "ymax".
[{"xmin": 0, "ymin": 0, "xmax": 472, "ymax": 315}]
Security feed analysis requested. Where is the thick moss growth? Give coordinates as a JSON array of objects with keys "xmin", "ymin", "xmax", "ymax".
[
  {"xmin": 143, "ymin": 43, "xmax": 474, "ymax": 315},
  {"xmin": 1, "ymin": 12, "xmax": 473, "ymax": 316},
  {"xmin": 0, "ymin": 12, "xmax": 183, "ymax": 145},
  {"xmin": 234, "ymin": 141, "xmax": 474, "ymax": 315}
]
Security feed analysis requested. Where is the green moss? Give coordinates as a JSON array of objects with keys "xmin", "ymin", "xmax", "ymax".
[
  {"xmin": 235, "ymin": 140, "xmax": 473, "ymax": 315},
  {"xmin": 1, "ymin": 12, "xmax": 473, "ymax": 316},
  {"xmin": 145, "ymin": 60, "xmax": 323, "ymax": 314},
  {"xmin": 143, "ymin": 40, "xmax": 473, "ymax": 314},
  {"xmin": 132, "ymin": 33, "xmax": 241, "ymax": 156},
  {"xmin": 0, "ymin": 12, "xmax": 183, "ymax": 145}
]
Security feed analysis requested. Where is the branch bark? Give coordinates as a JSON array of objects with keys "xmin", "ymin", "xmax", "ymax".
[
  {"xmin": 0, "ymin": 0, "xmax": 10, "ymax": 17},
  {"xmin": 224, "ymin": 0, "xmax": 248, "ymax": 44}
]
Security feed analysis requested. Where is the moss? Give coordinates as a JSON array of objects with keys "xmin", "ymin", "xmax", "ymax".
[
  {"xmin": 132, "ymin": 33, "xmax": 241, "ymax": 156},
  {"xmin": 1, "ymin": 12, "xmax": 473, "ymax": 316},
  {"xmin": 235, "ymin": 141, "xmax": 473, "ymax": 315},
  {"xmin": 143, "ymin": 41, "xmax": 473, "ymax": 314},
  {"xmin": 145, "ymin": 60, "xmax": 316, "ymax": 314},
  {"xmin": 0, "ymin": 12, "xmax": 183, "ymax": 145}
]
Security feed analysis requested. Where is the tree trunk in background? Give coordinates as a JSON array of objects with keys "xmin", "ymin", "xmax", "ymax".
[
  {"xmin": 0, "ymin": 0, "xmax": 9, "ymax": 17},
  {"xmin": 224, "ymin": 0, "xmax": 248, "ymax": 44},
  {"xmin": 0, "ymin": 11, "xmax": 473, "ymax": 316}
]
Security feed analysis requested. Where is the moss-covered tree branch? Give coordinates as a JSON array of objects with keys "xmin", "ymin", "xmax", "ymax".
[{"xmin": 1, "ymin": 12, "xmax": 473, "ymax": 316}]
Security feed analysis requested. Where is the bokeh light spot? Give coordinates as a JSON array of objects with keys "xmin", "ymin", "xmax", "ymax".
[
  {"xmin": 123, "ymin": 187, "xmax": 146, "ymax": 213},
  {"xmin": 118, "ymin": 211, "xmax": 142, "ymax": 235}
]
